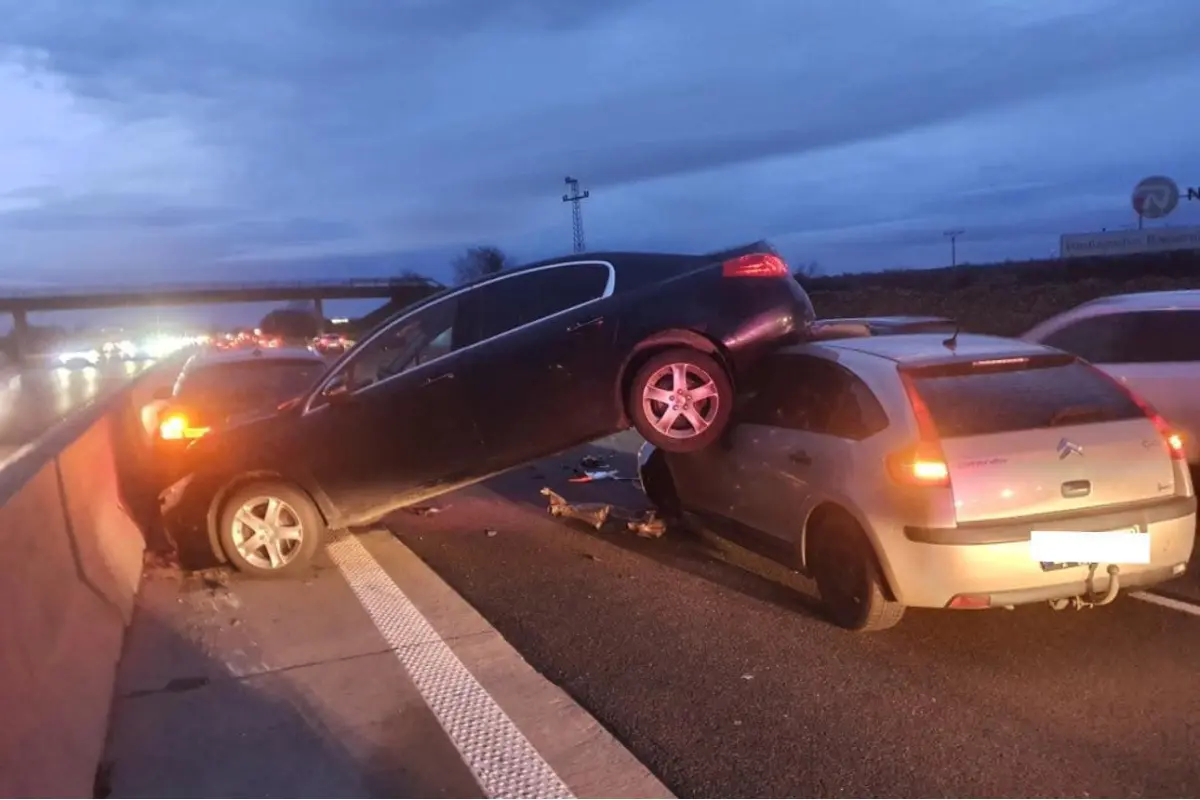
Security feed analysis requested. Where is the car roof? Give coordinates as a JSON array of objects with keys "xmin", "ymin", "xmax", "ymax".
[
  {"xmin": 1076, "ymin": 289, "xmax": 1200, "ymax": 312},
  {"xmin": 187, "ymin": 346, "xmax": 324, "ymax": 368},
  {"xmin": 804, "ymin": 332, "xmax": 1057, "ymax": 364}
]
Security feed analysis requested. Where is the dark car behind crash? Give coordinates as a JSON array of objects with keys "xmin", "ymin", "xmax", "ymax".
[
  {"xmin": 150, "ymin": 346, "xmax": 329, "ymax": 476},
  {"xmin": 161, "ymin": 241, "xmax": 815, "ymax": 577}
]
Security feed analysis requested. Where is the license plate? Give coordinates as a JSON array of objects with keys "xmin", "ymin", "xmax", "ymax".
[{"xmin": 1030, "ymin": 527, "xmax": 1149, "ymax": 565}]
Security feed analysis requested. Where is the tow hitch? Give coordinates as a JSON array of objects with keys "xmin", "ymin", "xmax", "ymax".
[{"xmin": 1048, "ymin": 564, "xmax": 1121, "ymax": 611}]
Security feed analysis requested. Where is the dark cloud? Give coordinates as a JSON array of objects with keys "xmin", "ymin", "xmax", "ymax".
[{"xmin": 0, "ymin": 0, "xmax": 1198, "ymax": 285}]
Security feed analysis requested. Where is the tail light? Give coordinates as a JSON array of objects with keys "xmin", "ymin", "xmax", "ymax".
[
  {"xmin": 722, "ymin": 253, "xmax": 789, "ymax": 278},
  {"xmin": 159, "ymin": 412, "xmax": 210, "ymax": 441},
  {"xmin": 887, "ymin": 372, "xmax": 951, "ymax": 487},
  {"xmin": 1097, "ymin": 372, "xmax": 1185, "ymax": 461}
]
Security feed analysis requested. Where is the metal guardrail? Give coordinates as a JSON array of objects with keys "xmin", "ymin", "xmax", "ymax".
[{"xmin": 0, "ymin": 276, "xmax": 443, "ymax": 300}]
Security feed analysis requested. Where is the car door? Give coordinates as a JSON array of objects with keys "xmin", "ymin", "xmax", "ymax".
[
  {"xmin": 720, "ymin": 354, "xmax": 889, "ymax": 559},
  {"xmin": 296, "ymin": 292, "xmax": 485, "ymax": 525},
  {"xmin": 1038, "ymin": 310, "xmax": 1200, "ymax": 462},
  {"xmin": 457, "ymin": 262, "xmax": 618, "ymax": 473}
]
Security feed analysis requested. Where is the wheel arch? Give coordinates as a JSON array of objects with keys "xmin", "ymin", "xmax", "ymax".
[
  {"xmin": 205, "ymin": 470, "xmax": 331, "ymax": 564},
  {"xmin": 615, "ymin": 329, "xmax": 733, "ymax": 425},
  {"xmin": 801, "ymin": 501, "xmax": 899, "ymax": 603}
]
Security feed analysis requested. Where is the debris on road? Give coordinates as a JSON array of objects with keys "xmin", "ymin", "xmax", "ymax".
[
  {"xmin": 579, "ymin": 455, "xmax": 610, "ymax": 471},
  {"xmin": 403, "ymin": 504, "xmax": 444, "ymax": 517},
  {"xmin": 626, "ymin": 513, "xmax": 667, "ymax": 538},
  {"xmin": 540, "ymin": 488, "xmax": 667, "ymax": 538},
  {"xmin": 569, "ymin": 468, "xmax": 624, "ymax": 483},
  {"xmin": 542, "ymin": 487, "xmax": 612, "ymax": 529},
  {"xmin": 566, "ymin": 454, "xmax": 639, "ymax": 483},
  {"xmin": 485, "ymin": 528, "xmax": 499, "ymax": 537}
]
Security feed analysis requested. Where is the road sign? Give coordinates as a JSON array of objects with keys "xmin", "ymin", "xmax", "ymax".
[
  {"xmin": 1060, "ymin": 224, "xmax": 1200, "ymax": 258},
  {"xmin": 1132, "ymin": 176, "xmax": 1180, "ymax": 219}
]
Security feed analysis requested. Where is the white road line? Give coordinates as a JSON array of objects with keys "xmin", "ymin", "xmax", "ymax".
[
  {"xmin": 1129, "ymin": 590, "xmax": 1200, "ymax": 617},
  {"xmin": 325, "ymin": 533, "xmax": 574, "ymax": 800}
]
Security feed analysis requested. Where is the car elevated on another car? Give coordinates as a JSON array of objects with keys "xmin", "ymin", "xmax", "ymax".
[
  {"xmin": 161, "ymin": 242, "xmax": 815, "ymax": 577},
  {"xmin": 639, "ymin": 322, "xmax": 1195, "ymax": 631}
]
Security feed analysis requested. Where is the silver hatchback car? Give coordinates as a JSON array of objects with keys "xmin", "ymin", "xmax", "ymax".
[{"xmin": 638, "ymin": 324, "xmax": 1196, "ymax": 631}]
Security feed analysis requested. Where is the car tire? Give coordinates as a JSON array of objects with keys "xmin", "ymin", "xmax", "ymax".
[
  {"xmin": 629, "ymin": 348, "xmax": 733, "ymax": 453},
  {"xmin": 217, "ymin": 481, "xmax": 324, "ymax": 579},
  {"xmin": 807, "ymin": 516, "xmax": 904, "ymax": 632}
]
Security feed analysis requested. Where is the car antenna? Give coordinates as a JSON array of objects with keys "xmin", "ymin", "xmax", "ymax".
[{"xmin": 942, "ymin": 322, "xmax": 960, "ymax": 351}]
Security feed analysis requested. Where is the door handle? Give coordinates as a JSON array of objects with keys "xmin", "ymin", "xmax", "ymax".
[
  {"xmin": 567, "ymin": 316, "xmax": 604, "ymax": 333},
  {"xmin": 1061, "ymin": 479, "xmax": 1091, "ymax": 498},
  {"xmin": 422, "ymin": 372, "xmax": 454, "ymax": 387},
  {"xmin": 789, "ymin": 450, "xmax": 812, "ymax": 465}
]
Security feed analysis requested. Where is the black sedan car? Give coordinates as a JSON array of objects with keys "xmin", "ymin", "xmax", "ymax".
[{"xmin": 162, "ymin": 242, "xmax": 814, "ymax": 577}]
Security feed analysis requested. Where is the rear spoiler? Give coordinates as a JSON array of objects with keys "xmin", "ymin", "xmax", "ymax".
[
  {"xmin": 900, "ymin": 351, "xmax": 1076, "ymax": 378},
  {"xmin": 702, "ymin": 240, "xmax": 779, "ymax": 264}
]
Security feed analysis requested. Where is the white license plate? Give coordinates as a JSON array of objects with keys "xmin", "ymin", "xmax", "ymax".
[{"xmin": 1029, "ymin": 527, "xmax": 1149, "ymax": 565}]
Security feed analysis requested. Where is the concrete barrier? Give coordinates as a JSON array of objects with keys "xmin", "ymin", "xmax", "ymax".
[{"xmin": 0, "ymin": 358, "xmax": 181, "ymax": 797}]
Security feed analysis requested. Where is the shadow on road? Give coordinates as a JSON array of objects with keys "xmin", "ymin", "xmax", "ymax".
[{"xmin": 474, "ymin": 440, "xmax": 826, "ymax": 623}]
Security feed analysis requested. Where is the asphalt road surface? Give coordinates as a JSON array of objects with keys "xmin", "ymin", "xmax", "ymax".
[
  {"xmin": 387, "ymin": 436, "xmax": 1200, "ymax": 799},
  {"xmin": 0, "ymin": 360, "xmax": 150, "ymax": 462}
]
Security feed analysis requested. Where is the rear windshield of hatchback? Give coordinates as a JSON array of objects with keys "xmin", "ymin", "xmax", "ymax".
[
  {"xmin": 908, "ymin": 360, "xmax": 1143, "ymax": 439},
  {"xmin": 177, "ymin": 360, "xmax": 326, "ymax": 406}
]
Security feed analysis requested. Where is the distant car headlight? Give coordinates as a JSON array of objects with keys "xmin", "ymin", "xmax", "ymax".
[{"xmin": 58, "ymin": 349, "xmax": 100, "ymax": 364}]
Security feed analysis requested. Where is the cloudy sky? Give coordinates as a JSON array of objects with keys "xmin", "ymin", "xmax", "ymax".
[{"xmin": 2, "ymin": 0, "xmax": 1200, "ymax": 303}]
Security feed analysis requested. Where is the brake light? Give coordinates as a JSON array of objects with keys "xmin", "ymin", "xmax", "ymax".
[
  {"xmin": 887, "ymin": 442, "xmax": 951, "ymax": 487},
  {"xmin": 722, "ymin": 253, "xmax": 789, "ymax": 278},
  {"xmin": 888, "ymin": 372, "xmax": 951, "ymax": 487},
  {"xmin": 159, "ymin": 413, "xmax": 210, "ymax": 441},
  {"xmin": 1098, "ymin": 373, "xmax": 1186, "ymax": 461}
]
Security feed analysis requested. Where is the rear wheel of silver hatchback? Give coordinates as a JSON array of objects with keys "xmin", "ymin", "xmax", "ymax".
[
  {"xmin": 629, "ymin": 348, "xmax": 733, "ymax": 453},
  {"xmin": 808, "ymin": 518, "xmax": 904, "ymax": 632},
  {"xmin": 217, "ymin": 482, "xmax": 324, "ymax": 579}
]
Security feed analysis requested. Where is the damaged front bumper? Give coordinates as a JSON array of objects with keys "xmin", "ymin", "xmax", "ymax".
[{"xmin": 159, "ymin": 472, "xmax": 195, "ymax": 516}]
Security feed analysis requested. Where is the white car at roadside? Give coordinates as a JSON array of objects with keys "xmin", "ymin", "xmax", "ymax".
[
  {"xmin": 637, "ymin": 327, "xmax": 1195, "ymax": 632},
  {"xmin": 1021, "ymin": 290, "xmax": 1200, "ymax": 466}
]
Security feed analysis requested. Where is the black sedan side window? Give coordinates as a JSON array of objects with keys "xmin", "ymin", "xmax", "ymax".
[
  {"xmin": 742, "ymin": 355, "xmax": 887, "ymax": 440},
  {"xmin": 471, "ymin": 264, "xmax": 610, "ymax": 343},
  {"xmin": 339, "ymin": 296, "xmax": 461, "ymax": 391}
]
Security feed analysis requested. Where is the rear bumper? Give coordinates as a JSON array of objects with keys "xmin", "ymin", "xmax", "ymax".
[
  {"xmin": 720, "ymin": 280, "xmax": 815, "ymax": 367},
  {"xmin": 904, "ymin": 495, "xmax": 1197, "ymax": 545},
  {"xmin": 880, "ymin": 497, "xmax": 1196, "ymax": 609}
]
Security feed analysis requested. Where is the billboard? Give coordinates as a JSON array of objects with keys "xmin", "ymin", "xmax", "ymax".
[{"xmin": 1059, "ymin": 225, "xmax": 1200, "ymax": 259}]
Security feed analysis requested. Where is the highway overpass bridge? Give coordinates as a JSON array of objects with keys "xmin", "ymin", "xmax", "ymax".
[{"xmin": 0, "ymin": 276, "xmax": 444, "ymax": 362}]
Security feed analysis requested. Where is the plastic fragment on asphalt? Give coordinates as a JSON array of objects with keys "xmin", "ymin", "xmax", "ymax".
[
  {"xmin": 540, "ymin": 487, "xmax": 666, "ymax": 538},
  {"xmin": 403, "ymin": 504, "xmax": 443, "ymax": 516},
  {"xmin": 542, "ymin": 488, "xmax": 612, "ymax": 530},
  {"xmin": 485, "ymin": 528, "xmax": 498, "ymax": 537},
  {"xmin": 568, "ymin": 468, "xmax": 624, "ymax": 483},
  {"xmin": 626, "ymin": 514, "xmax": 666, "ymax": 539}
]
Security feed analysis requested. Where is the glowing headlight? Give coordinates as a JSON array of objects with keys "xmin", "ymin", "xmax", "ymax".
[{"xmin": 57, "ymin": 349, "xmax": 99, "ymax": 364}]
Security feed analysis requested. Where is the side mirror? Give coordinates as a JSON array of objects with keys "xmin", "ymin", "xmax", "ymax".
[{"xmin": 151, "ymin": 386, "xmax": 172, "ymax": 401}]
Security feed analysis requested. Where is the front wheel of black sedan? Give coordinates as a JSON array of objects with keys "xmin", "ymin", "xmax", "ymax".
[
  {"xmin": 217, "ymin": 481, "xmax": 324, "ymax": 579},
  {"xmin": 628, "ymin": 348, "xmax": 733, "ymax": 453}
]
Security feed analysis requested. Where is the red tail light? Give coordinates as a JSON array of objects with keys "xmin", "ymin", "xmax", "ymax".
[
  {"xmin": 1096, "ymin": 371, "xmax": 1185, "ymax": 461},
  {"xmin": 722, "ymin": 253, "xmax": 789, "ymax": 278},
  {"xmin": 888, "ymin": 372, "xmax": 951, "ymax": 487}
]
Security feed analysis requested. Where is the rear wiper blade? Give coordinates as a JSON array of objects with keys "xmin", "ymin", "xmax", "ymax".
[{"xmin": 1048, "ymin": 404, "xmax": 1113, "ymax": 427}]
